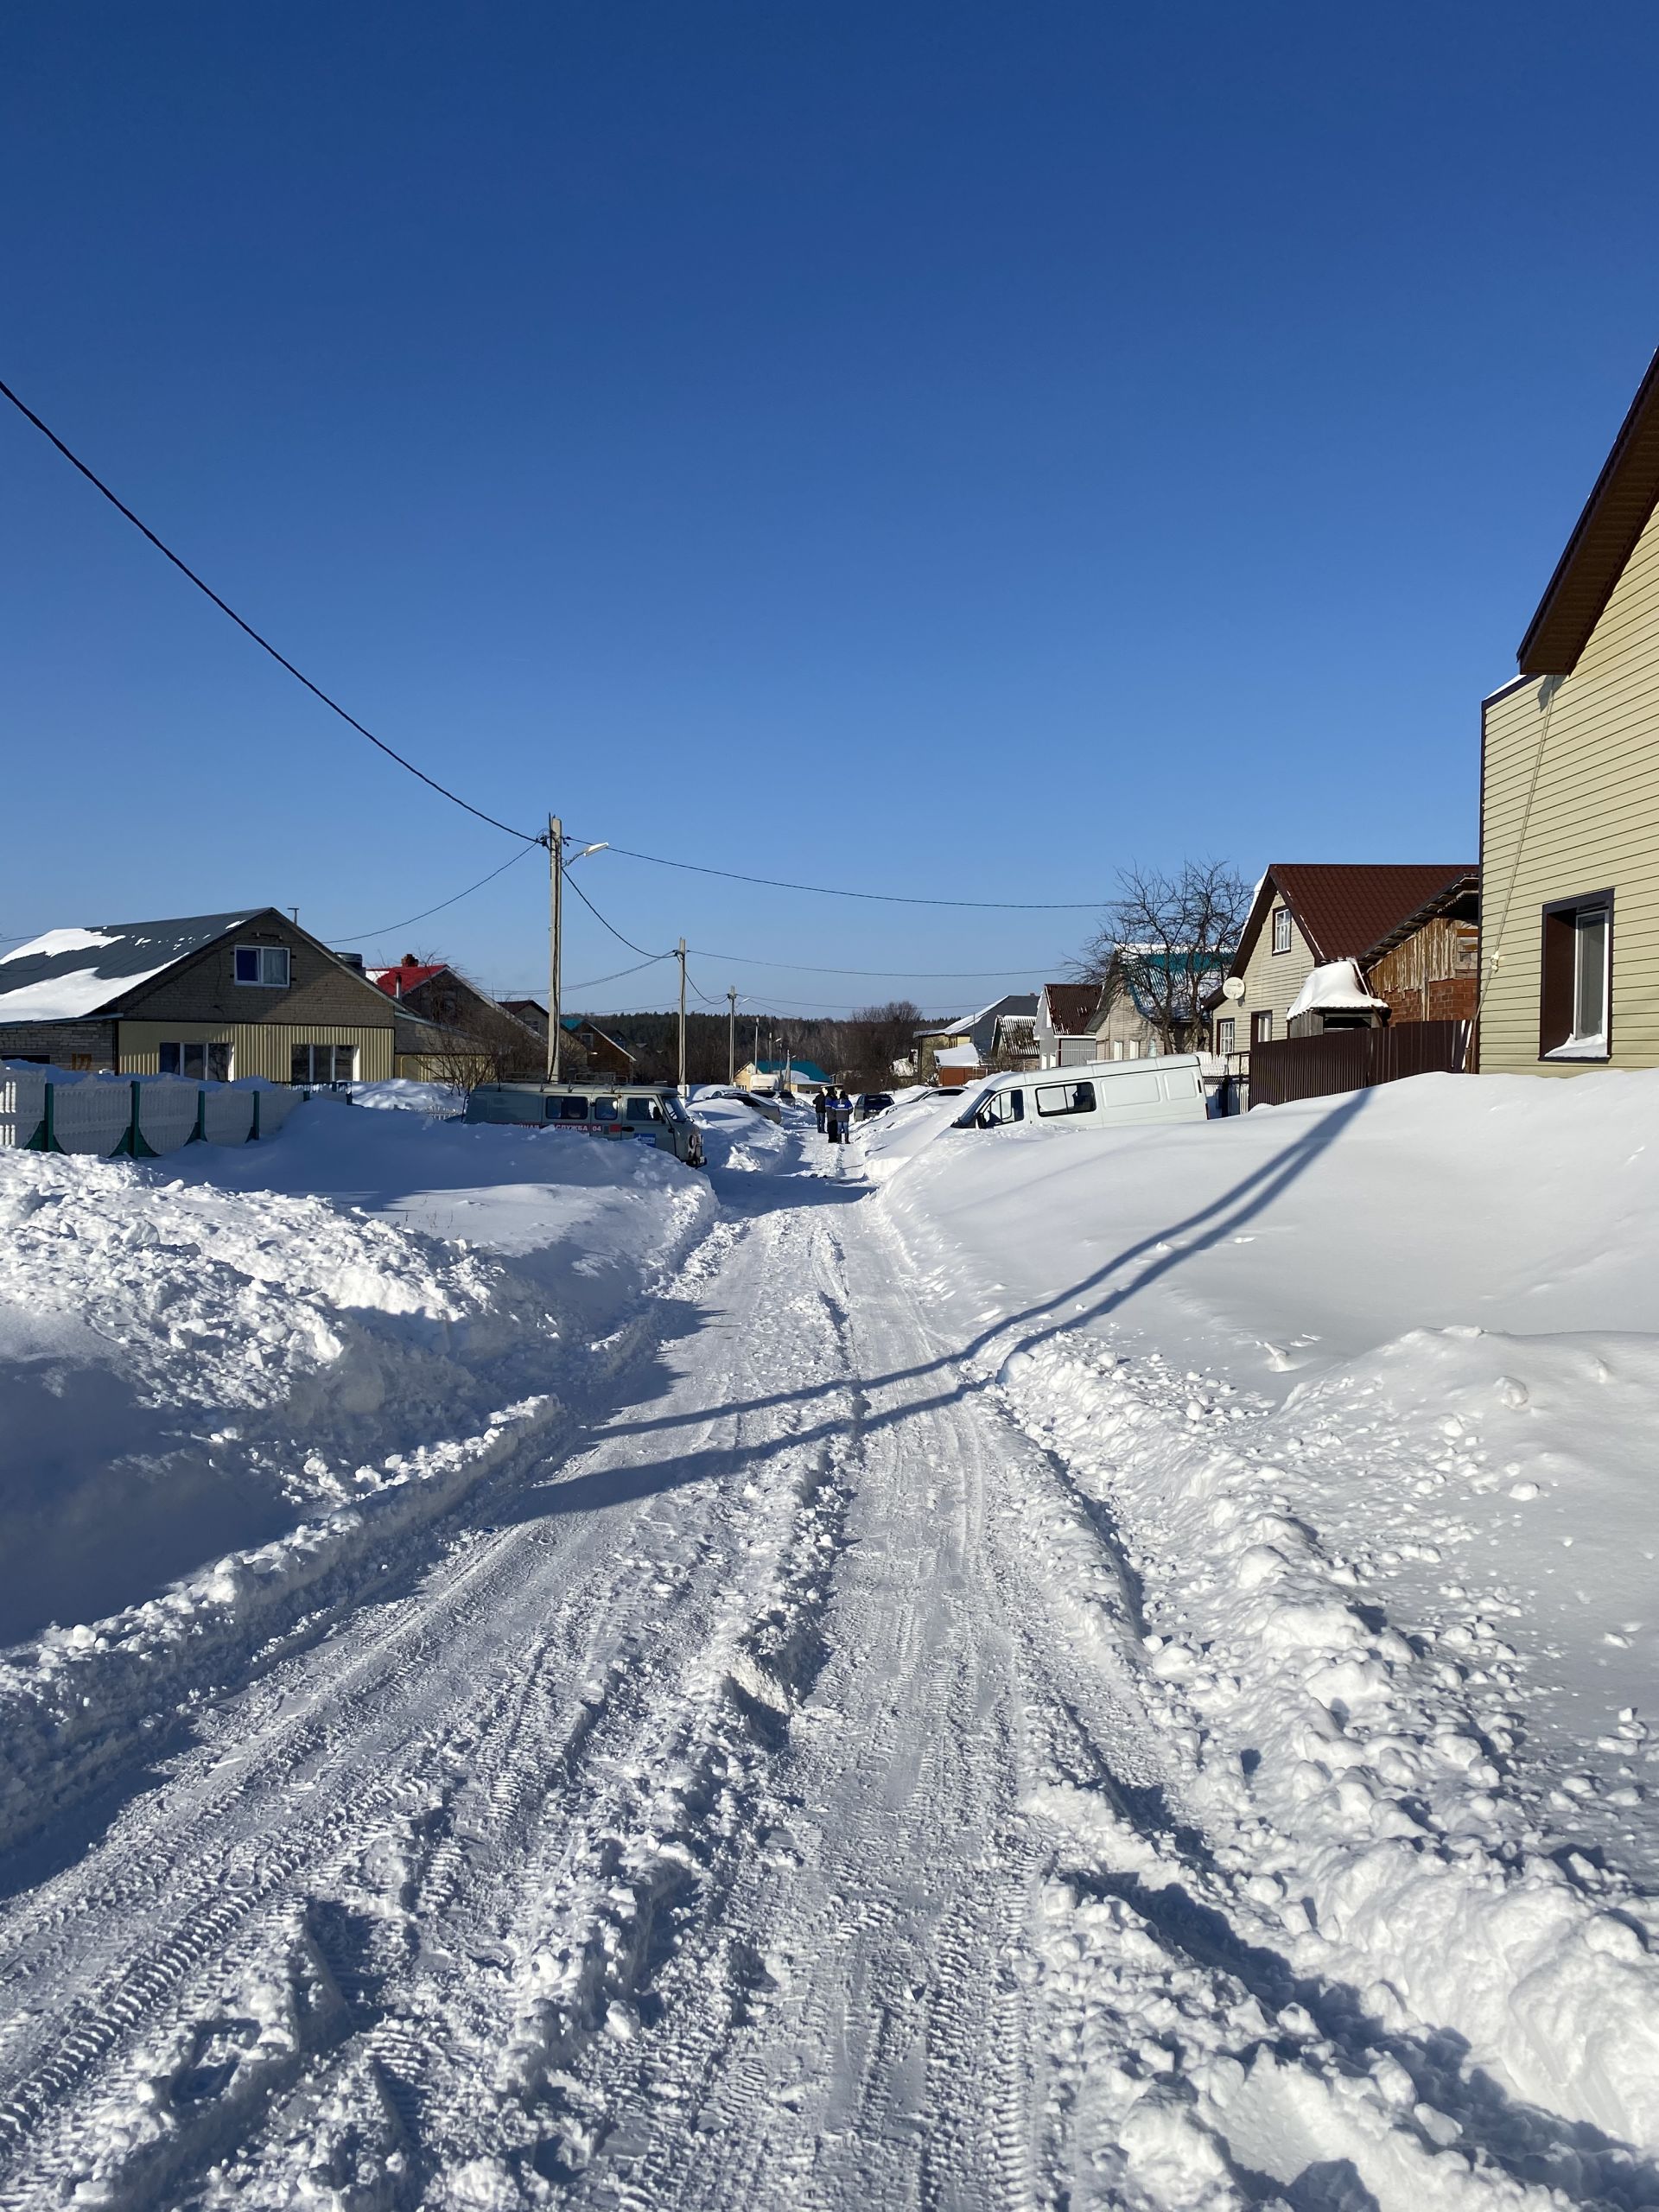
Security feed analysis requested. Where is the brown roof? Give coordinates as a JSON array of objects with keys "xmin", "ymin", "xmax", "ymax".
[
  {"xmin": 1235, "ymin": 865, "xmax": 1477, "ymax": 973},
  {"xmin": 1361, "ymin": 870, "xmax": 1479, "ymax": 966},
  {"xmin": 1518, "ymin": 349, "xmax": 1659, "ymax": 677},
  {"xmin": 1042, "ymin": 981, "xmax": 1103, "ymax": 1033}
]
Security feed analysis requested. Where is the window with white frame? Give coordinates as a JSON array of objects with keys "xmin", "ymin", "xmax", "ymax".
[
  {"xmin": 1271, "ymin": 907, "xmax": 1292, "ymax": 955},
  {"xmin": 234, "ymin": 944, "xmax": 290, "ymax": 988},
  {"xmin": 1540, "ymin": 894, "xmax": 1611, "ymax": 1058},
  {"xmin": 290, "ymin": 1042, "xmax": 357, "ymax": 1084},
  {"xmin": 1215, "ymin": 1017, "xmax": 1236, "ymax": 1056},
  {"xmin": 158, "ymin": 1041, "xmax": 232, "ymax": 1081}
]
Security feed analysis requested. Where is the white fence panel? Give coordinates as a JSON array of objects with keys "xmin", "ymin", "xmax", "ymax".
[
  {"xmin": 0, "ymin": 1067, "xmax": 306, "ymax": 1155},
  {"xmin": 47, "ymin": 1083, "xmax": 137, "ymax": 1155},
  {"xmin": 202, "ymin": 1088, "xmax": 257, "ymax": 1146}
]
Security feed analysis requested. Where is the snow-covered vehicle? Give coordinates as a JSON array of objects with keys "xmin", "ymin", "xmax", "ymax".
[
  {"xmin": 464, "ymin": 1081, "xmax": 706, "ymax": 1166},
  {"xmin": 950, "ymin": 1053, "xmax": 1208, "ymax": 1134}
]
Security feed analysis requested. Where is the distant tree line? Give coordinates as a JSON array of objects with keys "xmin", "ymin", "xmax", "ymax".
[{"xmin": 577, "ymin": 1001, "xmax": 925, "ymax": 1089}]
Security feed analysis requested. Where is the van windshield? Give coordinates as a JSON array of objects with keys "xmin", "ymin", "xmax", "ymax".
[{"xmin": 954, "ymin": 1087, "xmax": 1023, "ymax": 1129}]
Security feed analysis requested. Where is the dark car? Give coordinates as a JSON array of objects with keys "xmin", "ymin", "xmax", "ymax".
[{"xmin": 855, "ymin": 1091, "xmax": 894, "ymax": 1120}]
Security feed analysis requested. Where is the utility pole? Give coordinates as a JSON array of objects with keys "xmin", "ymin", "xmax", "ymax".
[
  {"xmin": 546, "ymin": 813, "xmax": 563, "ymax": 1083},
  {"xmin": 728, "ymin": 988, "xmax": 737, "ymax": 1085},
  {"xmin": 677, "ymin": 938, "xmax": 688, "ymax": 1096}
]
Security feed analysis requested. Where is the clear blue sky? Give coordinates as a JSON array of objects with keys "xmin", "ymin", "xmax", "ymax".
[{"xmin": 3, "ymin": 3, "xmax": 1656, "ymax": 1017}]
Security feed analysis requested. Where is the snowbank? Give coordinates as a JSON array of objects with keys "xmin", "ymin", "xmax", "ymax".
[
  {"xmin": 879, "ymin": 1069, "xmax": 1659, "ymax": 2156},
  {"xmin": 0, "ymin": 1098, "xmax": 715, "ymax": 1853}
]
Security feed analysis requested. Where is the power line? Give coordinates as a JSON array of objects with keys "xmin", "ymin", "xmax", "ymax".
[
  {"xmin": 331, "ymin": 844, "xmax": 539, "ymax": 945},
  {"xmin": 562, "ymin": 869, "xmax": 667, "ymax": 961},
  {"xmin": 0, "ymin": 375, "xmax": 539, "ymax": 843},
  {"xmin": 688, "ymin": 947, "xmax": 1048, "ymax": 978},
  {"xmin": 567, "ymin": 952, "xmax": 675, "ymax": 992},
  {"xmin": 601, "ymin": 842, "xmax": 1103, "ymax": 911}
]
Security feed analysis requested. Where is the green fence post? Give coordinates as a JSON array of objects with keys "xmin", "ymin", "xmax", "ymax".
[
  {"xmin": 113, "ymin": 1079, "xmax": 159, "ymax": 1158},
  {"xmin": 190, "ymin": 1086, "xmax": 207, "ymax": 1143},
  {"xmin": 247, "ymin": 1088, "xmax": 262, "ymax": 1143},
  {"xmin": 24, "ymin": 1081, "xmax": 63, "ymax": 1153}
]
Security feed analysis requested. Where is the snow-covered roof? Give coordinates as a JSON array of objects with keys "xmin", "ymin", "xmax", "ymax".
[
  {"xmin": 1287, "ymin": 959, "xmax": 1389, "ymax": 1020},
  {"xmin": 0, "ymin": 912, "xmax": 261, "ymax": 1022},
  {"xmin": 916, "ymin": 993, "xmax": 1037, "ymax": 1042},
  {"xmin": 933, "ymin": 1044, "xmax": 982, "ymax": 1070}
]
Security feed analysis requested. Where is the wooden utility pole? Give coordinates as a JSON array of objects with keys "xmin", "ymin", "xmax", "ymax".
[
  {"xmin": 546, "ymin": 814, "xmax": 563, "ymax": 1083},
  {"xmin": 677, "ymin": 938, "xmax": 688, "ymax": 1096},
  {"xmin": 728, "ymin": 988, "xmax": 737, "ymax": 1084}
]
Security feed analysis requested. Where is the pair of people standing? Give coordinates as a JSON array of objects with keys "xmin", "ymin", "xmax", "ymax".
[{"xmin": 819, "ymin": 1087, "xmax": 854, "ymax": 1145}]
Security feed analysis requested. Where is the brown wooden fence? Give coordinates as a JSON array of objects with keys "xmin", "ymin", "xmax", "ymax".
[{"xmin": 1248, "ymin": 1020, "xmax": 1471, "ymax": 1109}]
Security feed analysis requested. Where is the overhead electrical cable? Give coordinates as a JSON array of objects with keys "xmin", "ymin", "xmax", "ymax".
[
  {"xmin": 567, "ymin": 953, "xmax": 675, "ymax": 992},
  {"xmin": 0, "ymin": 375, "xmax": 539, "ymax": 843},
  {"xmin": 562, "ymin": 870, "xmax": 669, "ymax": 961},
  {"xmin": 599, "ymin": 842, "xmax": 1103, "ymax": 911},
  {"xmin": 331, "ymin": 843, "xmax": 540, "ymax": 944},
  {"xmin": 688, "ymin": 948, "xmax": 1051, "ymax": 978}
]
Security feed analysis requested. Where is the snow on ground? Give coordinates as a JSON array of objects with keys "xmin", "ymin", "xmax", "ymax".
[
  {"xmin": 2, "ymin": 1072, "xmax": 1658, "ymax": 2209},
  {"xmin": 0, "ymin": 1096, "xmax": 712, "ymax": 1860}
]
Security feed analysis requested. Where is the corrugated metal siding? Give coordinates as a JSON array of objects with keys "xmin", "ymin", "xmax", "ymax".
[
  {"xmin": 1221, "ymin": 906, "xmax": 1316, "ymax": 1063},
  {"xmin": 118, "ymin": 1022, "xmax": 395, "ymax": 1082},
  {"xmin": 1479, "ymin": 499, "xmax": 1659, "ymax": 1074}
]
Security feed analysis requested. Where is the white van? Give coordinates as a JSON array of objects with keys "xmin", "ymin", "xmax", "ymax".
[
  {"xmin": 950, "ymin": 1055, "xmax": 1208, "ymax": 1135},
  {"xmin": 465, "ymin": 1082, "xmax": 705, "ymax": 1167}
]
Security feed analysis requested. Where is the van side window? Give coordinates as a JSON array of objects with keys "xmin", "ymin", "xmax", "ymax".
[
  {"xmin": 559, "ymin": 1096, "xmax": 589, "ymax": 1120},
  {"xmin": 1034, "ymin": 1081, "xmax": 1096, "ymax": 1118},
  {"xmin": 975, "ymin": 1089, "xmax": 1024, "ymax": 1128}
]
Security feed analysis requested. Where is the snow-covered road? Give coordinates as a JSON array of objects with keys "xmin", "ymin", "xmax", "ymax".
[{"xmin": 3, "ymin": 1101, "xmax": 1657, "ymax": 2209}]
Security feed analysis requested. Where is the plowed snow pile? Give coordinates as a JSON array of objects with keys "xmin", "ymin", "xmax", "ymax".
[
  {"xmin": 866, "ymin": 1071, "xmax": 1659, "ymax": 2173},
  {"xmin": 0, "ymin": 1098, "xmax": 712, "ymax": 1853}
]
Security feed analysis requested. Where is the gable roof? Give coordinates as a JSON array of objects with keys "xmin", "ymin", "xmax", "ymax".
[
  {"xmin": 1039, "ymin": 982, "xmax": 1102, "ymax": 1034},
  {"xmin": 366, "ymin": 962, "xmax": 448, "ymax": 998},
  {"xmin": 0, "ymin": 911, "xmax": 263, "ymax": 1021},
  {"xmin": 1231, "ymin": 865, "xmax": 1477, "ymax": 976},
  {"xmin": 1518, "ymin": 349, "xmax": 1659, "ymax": 676},
  {"xmin": 916, "ymin": 993, "xmax": 1037, "ymax": 1044},
  {"xmin": 1360, "ymin": 869, "xmax": 1479, "ymax": 967}
]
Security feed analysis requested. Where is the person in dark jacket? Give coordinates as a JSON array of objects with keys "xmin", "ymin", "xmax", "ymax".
[
  {"xmin": 815, "ymin": 1090, "xmax": 828, "ymax": 1135},
  {"xmin": 832, "ymin": 1088, "xmax": 853, "ymax": 1144}
]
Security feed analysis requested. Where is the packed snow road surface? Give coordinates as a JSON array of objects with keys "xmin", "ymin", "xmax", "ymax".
[{"xmin": 2, "ymin": 1084, "xmax": 1658, "ymax": 2208}]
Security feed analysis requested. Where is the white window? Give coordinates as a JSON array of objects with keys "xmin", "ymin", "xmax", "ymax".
[
  {"xmin": 1215, "ymin": 1017, "xmax": 1235, "ymax": 1056},
  {"xmin": 290, "ymin": 1043, "xmax": 356, "ymax": 1084},
  {"xmin": 1034, "ymin": 1080, "xmax": 1096, "ymax": 1118},
  {"xmin": 159, "ymin": 1041, "xmax": 232, "ymax": 1081},
  {"xmin": 235, "ymin": 944, "xmax": 290, "ymax": 988},
  {"xmin": 1541, "ymin": 895, "xmax": 1611, "ymax": 1057},
  {"xmin": 1271, "ymin": 907, "xmax": 1292, "ymax": 955}
]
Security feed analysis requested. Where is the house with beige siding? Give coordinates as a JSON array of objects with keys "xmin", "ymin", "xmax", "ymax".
[
  {"xmin": 0, "ymin": 908, "xmax": 428, "ymax": 1084},
  {"xmin": 1479, "ymin": 349, "xmax": 1659, "ymax": 1074},
  {"xmin": 1213, "ymin": 865, "xmax": 1475, "ymax": 1079}
]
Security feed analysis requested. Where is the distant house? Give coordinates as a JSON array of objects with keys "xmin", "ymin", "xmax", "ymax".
[
  {"xmin": 931, "ymin": 1044, "xmax": 983, "ymax": 1090},
  {"xmin": 499, "ymin": 1001, "xmax": 638, "ymax": 1080},
  {"xmin": 1032, "ymin": 982, "xmax": 1103, "ymax": 1070},
  {"xmin": 737, "ymin": 1057, "xmax": 830, "ymax": 1096},
  {"xmin": 1480, "ymin": 346, "xmax": 1659, "ymax": 1073},
  {"xmin": 0, "ymin": 909, "xmax": 424, "ymax": 1084},
  {"xmin": 366, "ymin": 957, "xmax": 543, "ymax": 1079},
  {"xmin": 1211, "ymin": 866, "xmax": 1477, "ymax": 1076},
  {"xmin": 1080, "ymin": 949, "xmax": 1229, "ymax": 1062},
  {"xmin": 989, "ymin": 1011, "xmax": 1038, "ymax": 1069},
  {"xmin": 915, "ymin": 994, "xmax": 1038, "ymax": 1080}
]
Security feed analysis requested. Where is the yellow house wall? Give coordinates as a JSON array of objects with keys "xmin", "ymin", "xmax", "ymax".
[
  {"xmin": 1216, "ymin": 900, "xmax": 1316, "ymax": 1065},
  {"xmin": 117, "ymin": 1021, "xmax": 395, "ymax": 1083},
  {"xmin": 1479, "ymin": 499, "xmax": 1659, "ymax": 1075}
]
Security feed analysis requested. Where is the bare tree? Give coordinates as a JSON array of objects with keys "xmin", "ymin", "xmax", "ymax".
[
  {"xmin": 1073, "ymin": 861, "xmax": 1249, "ymax": 1055},
  {"xmin": 418, "ymin": 978, "xmax": 581, "ymax": 1093},
  {"xmin": 843, "ymin": 1001, "xmax": 925, "ymax": 1088}
]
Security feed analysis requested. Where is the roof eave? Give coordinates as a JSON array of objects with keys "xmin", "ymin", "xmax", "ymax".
[{"xmin": 1516, "ymin": 347, "xmax": 1659, "ymax": 677}]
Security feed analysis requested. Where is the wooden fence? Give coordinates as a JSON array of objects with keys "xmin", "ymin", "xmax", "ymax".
[{"xmin": 1248, "ymin": 1020, "xmax": 1471, "ymax": 1109}]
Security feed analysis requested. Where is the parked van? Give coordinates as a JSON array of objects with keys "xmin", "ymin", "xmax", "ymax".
[
  {"xmin": 465, "ymin": 1082, "xmax": 705, "ymax": 1168},
  {"xmin": 950, "ymin": 1055, "xmax": 1208, "ymax": 1136}
]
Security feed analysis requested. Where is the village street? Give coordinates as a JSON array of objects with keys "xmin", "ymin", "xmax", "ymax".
[{"xmin": 3, "ymin": 1095, "xmax": 1658, "ymax": 2210}]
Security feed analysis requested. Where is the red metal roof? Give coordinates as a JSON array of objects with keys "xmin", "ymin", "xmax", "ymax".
[
  {"xmin": 1239, "ymin": 866, "xmax": 1477, "ymax": 969},
  {"xmin": 366, "ymin": 962, "xmax": 445, "ymax": 999}
]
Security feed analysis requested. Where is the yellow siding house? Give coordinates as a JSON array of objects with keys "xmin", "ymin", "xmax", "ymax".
[{"xmin": 1481, "ymin": 349, "xmax": 1659, "ymax": 1072}]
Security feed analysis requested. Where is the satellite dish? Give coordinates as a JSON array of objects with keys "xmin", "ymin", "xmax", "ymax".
[{"xmin": 1222, "ymin": 976, "xmax": 1245, "ymax": 1001}]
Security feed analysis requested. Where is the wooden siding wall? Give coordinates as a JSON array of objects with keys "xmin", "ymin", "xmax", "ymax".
[
  {"xmin": 118, "ymin": 1021, "xmax": 396, "ymax": 1082},
  {"xmin": 1367, "ymin": 917, "xmax": 1478, "ymax": 1024},
  {"xmin": 1216, "ymin": 901, "xmax": 1315, "ymax": 1060},
  {"xmin": 1480, "ymin": 500, "xmax": 1659, "ymax": 1074}
]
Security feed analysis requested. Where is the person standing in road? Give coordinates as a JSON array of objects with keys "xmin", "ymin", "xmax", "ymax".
[
  {"xmin": 815, "ymin": 1089, "xmax": 828, "ymax": 1136},
  {"xmin": 832, "ymin": 1088, "xmax": 852, "ymax": 1145}
]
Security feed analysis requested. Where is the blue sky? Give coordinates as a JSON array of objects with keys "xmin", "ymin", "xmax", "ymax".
[{"xmin": 4, "ymin": 3, "xmax": 1656, "ymax": 1018}]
